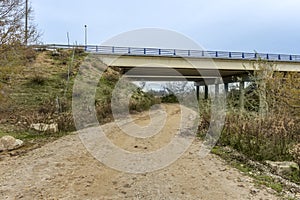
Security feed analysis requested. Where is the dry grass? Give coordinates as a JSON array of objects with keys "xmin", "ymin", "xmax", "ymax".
[{"xmin": 199, "ymin": 61, "xmax": 300, "ymax": 164}]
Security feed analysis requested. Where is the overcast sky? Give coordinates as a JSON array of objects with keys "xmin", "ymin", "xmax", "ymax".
[{"xmin": 31, "ymin": 0, "xmax": 300, "ymax": 54}]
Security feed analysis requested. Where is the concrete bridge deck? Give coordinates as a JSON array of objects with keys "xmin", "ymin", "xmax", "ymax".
[{"xmin": 37, "ymin": 44, "xmax": 300, "ymax": 84}]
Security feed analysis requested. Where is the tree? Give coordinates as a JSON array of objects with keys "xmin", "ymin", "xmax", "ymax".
[
  {"xmin": 0, "ymin": 0, "xmax": 39, "ymax": 101},
  {"xmin": 0, "ymin": 0, "xmax": 39, "ymax": 67},
  {"xmin": 0, "ymin": 0, "xmax": 38, "ymax": 44}
]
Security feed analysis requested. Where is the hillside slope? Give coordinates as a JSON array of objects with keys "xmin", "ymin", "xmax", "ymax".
[{"xmin": 0, "ymin": 49, "xmax": 156, "ymax": 149}]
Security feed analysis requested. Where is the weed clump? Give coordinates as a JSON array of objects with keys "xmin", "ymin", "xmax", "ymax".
[{"xmin": 30, "ymin": 74, "xmax": 47, "ymax": 85}]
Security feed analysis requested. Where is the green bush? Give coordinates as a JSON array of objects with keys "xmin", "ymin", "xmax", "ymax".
[
  {"xmin": 129, "ymin": 89, "xmax": 156, "ymax": 112},
  {"xmin": 161, "ymin": 93, "xmax": 178, "ymax": 103}
]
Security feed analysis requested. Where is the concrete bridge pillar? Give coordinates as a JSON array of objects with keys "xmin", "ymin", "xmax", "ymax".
[
  {"xmin": 224, "ymin": 83, "xmax": 229, "ymax": 96},
  {"xmin": 259, "ymin": 81, "xmax": 268, "ymax": 117},
  {"xmin": 204, "ymin": 85, "xmax": 209, "ymax": 99},
  {"xmin": 214, "ymin": 84, "xmax": 220, "ymax": 106},
  {"xmin": 239, "ymin": 81, "xmax": 245, "ymax": 111},
  {"xmin": 194, "ymin": 82, "xmax": 200, "ymax": 101},
  {"xmin": 195, "ymin": 82, "xmax": 208, "ymax": 100},
  {"xmin": 196, "ymin": 85, "xmax": 200, "ymax": 101},
  {"xmin": 215, "ymin": 84, "xmax": 219, "ymax": 97}
]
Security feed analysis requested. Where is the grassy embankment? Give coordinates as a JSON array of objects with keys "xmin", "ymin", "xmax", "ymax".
[{"xmin": 0, "ymin": 48, "xmax": 156, "ymax": 148}]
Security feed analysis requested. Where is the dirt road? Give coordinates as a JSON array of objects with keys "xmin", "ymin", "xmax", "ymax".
[{"xmin": 0, "ymin": 104, "xmax": 278, "ymax": 199}]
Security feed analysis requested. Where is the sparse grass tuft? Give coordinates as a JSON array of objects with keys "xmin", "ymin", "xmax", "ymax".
[
  {"xmin": 29, "ymin": 74, "xmax": 47, "ymax": 85},
  {"xmin": 255, "ymin": 175, "xmax": 283, "ymax": 193}
]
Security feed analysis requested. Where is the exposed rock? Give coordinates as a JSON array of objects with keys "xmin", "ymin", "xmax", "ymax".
[
  {"xmin": 30, "ymin": 123, "xmax": 58, "ymax": 133},
  {"xmin": 0, "ymin": 135, "xmax": 23, "ymax": 151},
  {"xmin": 250, "ymin": 188, "xmax": 260, "ymax": 195},
  {"xmin": 266, "ymin": 160, "xmax": 299, "ymax": 176}
]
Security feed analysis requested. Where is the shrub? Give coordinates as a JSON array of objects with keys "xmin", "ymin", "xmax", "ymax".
[
  {"xmin": 290, "ymin": 143, "xmax": 300, "ymax": 167},
  {"xmin": 161, "ymin": 93, "xmax": 178, "ymax": 103},
  {"xmin": 219, "ymin": 112, "xmax": 298, "ymax": 161},
  {"xmin": 96, "ymin": 100, "xmax": 113, "ymax": 124},
  {"xmin": 57, "ymin": 112, "xmax": 76, "ymax": 132},
  {"xmin": 130, "ymin": 88, "xmax": 154, "ymax": 110},
  {"xmin": 24, "ymin": 47, "xmax": 37, "ymax": 63}
]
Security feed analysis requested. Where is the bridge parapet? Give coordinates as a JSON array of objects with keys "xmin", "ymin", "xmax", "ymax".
[{"xmin": 33, "ymin": 44, "xmax": 300, "ymax": 63}]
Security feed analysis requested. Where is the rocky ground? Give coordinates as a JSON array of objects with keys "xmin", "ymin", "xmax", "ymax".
[{"xmin": 0, "ymin": 104, "xmax": 281, "ymax": 199}]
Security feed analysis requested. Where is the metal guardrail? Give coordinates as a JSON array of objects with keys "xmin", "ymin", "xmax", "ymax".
[{"xmin": 33, "ymin": 44, "xmax": 300, "ymax": 62}]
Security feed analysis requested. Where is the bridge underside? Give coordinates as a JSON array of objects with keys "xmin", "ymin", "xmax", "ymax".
[{"xmin": 121, "ymin": 67, "xmax": 250, "ymax": 84}]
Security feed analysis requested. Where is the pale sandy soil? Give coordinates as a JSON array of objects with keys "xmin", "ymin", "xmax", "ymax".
[{"xmin": 0, "ymin": 104, "xmax": 279, "ymax": 200}]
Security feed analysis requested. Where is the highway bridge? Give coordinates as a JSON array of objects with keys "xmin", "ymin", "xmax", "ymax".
[{"xmin": 37, "ymin": 44, "xmax": 300, "ymax": 100}]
